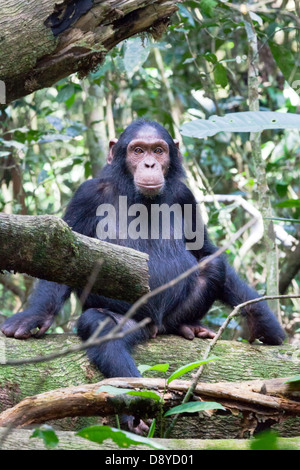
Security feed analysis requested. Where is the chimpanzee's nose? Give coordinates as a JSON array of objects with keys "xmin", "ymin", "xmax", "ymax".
[{"xmin": 144, "ymin": 157, "xmax": 156, "ymax": 169}]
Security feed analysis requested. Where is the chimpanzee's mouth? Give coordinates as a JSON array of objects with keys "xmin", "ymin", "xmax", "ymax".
[{"xmin": 136, "ymin": 182, "xmax": 164, "ymax": 190}]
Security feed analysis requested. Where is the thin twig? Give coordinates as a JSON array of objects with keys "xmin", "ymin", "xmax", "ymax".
[{"xmin": 0, "ymin": 318, "xmax": 151, "ymax": 366}]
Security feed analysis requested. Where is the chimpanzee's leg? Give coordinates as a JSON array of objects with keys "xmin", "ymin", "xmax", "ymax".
[
  {"xmin": 163, "ymin": 256, "xmax": 226, "ymax": 340},
  {"xmin": 77, "ymin": 308, "xmax": 151, "ymax": 435},
  {"xmin": 77, "ymin": 308, "xmax": 149, "ymax": 378}
]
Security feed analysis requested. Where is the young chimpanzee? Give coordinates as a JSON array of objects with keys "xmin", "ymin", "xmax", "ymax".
[{"xmin": 1, "ymin": 120, "xmax": 285, "ymax": 433}]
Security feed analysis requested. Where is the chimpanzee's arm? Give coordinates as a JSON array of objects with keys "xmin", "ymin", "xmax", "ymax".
[
  {"xmin": 180, "ymin": 183, "xmax": 285, "ymax": 345},
  {"xmin": 217, "ymin": 263, "xmax": 285, "ymax": 345},
  {"xmin": 1, "ymin": 282, "xmax": 72, "ymax": 338},
  {"xmin": 1, "ymin": 178, "xmax": 105, "ymax": 339}
]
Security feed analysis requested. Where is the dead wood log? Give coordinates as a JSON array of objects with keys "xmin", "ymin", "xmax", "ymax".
[
  {"xmin": 1, "ymin": 334, "xmax": 300, "ymax": 438},
  {"xmin": 0, "ymin": 376, "xmax": 299, "ymax": 429}
]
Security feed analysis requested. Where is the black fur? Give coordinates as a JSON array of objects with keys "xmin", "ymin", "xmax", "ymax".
[{"xmin": 1, "ymin": 120, "xmax": 285, "ymax": 379}]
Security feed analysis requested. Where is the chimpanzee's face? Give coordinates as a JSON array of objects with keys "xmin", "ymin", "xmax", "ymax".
[{"xmin": 125, "ymin": 126, "xmax": 170, "ymax": 196}]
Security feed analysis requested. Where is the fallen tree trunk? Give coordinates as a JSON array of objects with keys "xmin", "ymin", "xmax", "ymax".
[
  {"xmin": 0, "ymin": 376, "xmax": 299, "ymax": 428},
  {"xmin": 0, "ymin": 334, "xmax": 300, "ymax": 438},
  {"xmin": 0, "ymin": 0, "xmax": 178, "ymax": 104},
  {"xmin": 0, "ymin": 213, "xmax": 149, "ymax": 303},
  {"xmin": 0, "ymin": 427, "xmax": 299, "ymax": 450}
]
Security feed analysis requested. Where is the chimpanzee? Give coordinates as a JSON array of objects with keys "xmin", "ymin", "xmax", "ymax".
[{"xmin": 1, "ymin": 120, "xmax": 285, "ymax": 433}]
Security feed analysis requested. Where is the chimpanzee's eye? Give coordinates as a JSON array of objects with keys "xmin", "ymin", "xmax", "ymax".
[
  {"xmin": 154, "ymin": 147, "xmax": 163, "ymax": 154},
  {"xmin": 134, "ymin": 147, "xmax": 144, "ymax": 154}
]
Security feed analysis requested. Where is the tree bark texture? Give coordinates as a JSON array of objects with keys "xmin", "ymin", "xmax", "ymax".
[
  {"xmin": 0, "ymin": 0, "xmax": 179, "ymax": 103},
  {"xmin": 0, "ymin": 334, "xmax": 300, "ymax": 438},
  {"xmin": 0, "ymin": 427, "xmax": 299, "ymax": 450},
  {"xmin": 0, "ymin": 376, "xmax": 299, "ymax": 428},
  {"xmin": 0, "ymin": 213, "xmax": 149, "ymax": 303}
]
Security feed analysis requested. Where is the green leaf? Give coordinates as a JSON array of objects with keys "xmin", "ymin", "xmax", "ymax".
[
  {"xmin": 249, "ymin": 11, "xmax": 263, "ymax": 26},
  {"xmin": 275, "ymin": 199, "xmax": 300, "ymax": 208},
  {"xmin": 56, "ymin": 84, "xmax": 75, "ymax": 103},
  {"xmin": 181, "ymin": 111, "xmax": 300, "ymax": 139},
  {"xmin": 97, "ymin": 385, "xmax": 132, "ymax": 395},
  {"xmin": 178, "ymin": 4, "xmax": 195, "ymax": 26},
  {"xmin": 126, "ymin": 390, "xmax": 162, "ymax": 402},
  {"xmin": 164, "ymin": 401, "xmax": 225, "ymax": 417},
  {"xmin": 76, "ymin": 426, "xmax": 167, "ymax": 449},
  {"xmin": 30, "ymin": 425, "xmax": 59, "ymax": 449},
  {"xmin": 269, "ymin": 40, "xmax": 300, "ymax": 88},
  {"xmin": 147, "ymin": 418, "xmax": 156, "ymax": 438},
  {"xmin": 123, "ymin": 37, "xmax": 150, "ymax": 79},
  {"xmin": 138, "ymin": 363, "xmax": 170, "ymax": 374},
  {"xmin": 250, "ymin": 430, "xmax": 279, "ymax": 450},
  {"xmin": 97, "ymin": 386, "xmax": 162, "ymax": 402},
  {"xmin": 182, "ymin": 58, "xmax": 195, "ymax": 65},
  {"xmin": 167, "ymin": 357, "xmax": 220, "ymax": 384},
  {"xmin": 200, "ymin": 0, "xmax": 218, "ymax": 17},
  {"xmin": 2, "ymin": 139, "xmax": 26, "ymax": 150},
  {"xmin": 213, "ymin": 63, "xmax": 228, "ymax": 88},
  {"xmin": 203, "ymin": 52, "xmax": 218, "ymax": 65},
  {"xmin": 275, "ymin": 183, "xmax": 288, "ymax": 198},
  {"xmin": 284, "ymin": 376, "xmax": 300, "ymax": 384}
]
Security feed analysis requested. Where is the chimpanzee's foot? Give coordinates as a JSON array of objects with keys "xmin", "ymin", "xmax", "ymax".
[{"xmin": 177, "ymin": 323, "xmax": 216, "ymax": 340}]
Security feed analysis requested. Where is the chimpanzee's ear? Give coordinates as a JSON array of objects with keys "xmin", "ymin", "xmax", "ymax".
[
  {"xmin": 173, "ymin": 139, "xmax": 183, "ymax": 162},
  {"xmin": 107, "ymin": 138, "xmax": 118, "ymax": 164}
]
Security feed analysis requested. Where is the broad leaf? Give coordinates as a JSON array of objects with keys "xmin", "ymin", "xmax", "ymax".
[
  {"xmin": 214, "ymin": 63, "xmax": 228, "ymax": 88},
  {"xmin": 269, "ymin": 40, "xmax": 300, "ymax": 88},
  {"xmin": 126, "ymin": 390, "xmax": 162, "ymax": 402},
  {"xmin": 147, "ymin": 418, "xmax": 156, "ymax": 438},
  {"xmin": 30, "ymin": 425, "xmax": 59, "ymax": 449},
  {"xmin": 97, "ymin": 385, "xmax": 131, "ymax": 394},
  {"xmin": 181, "ymin": 112, "xmax": 300, "ymax": 138},
  {"xmin": 97, "ymin": 385, "xmax": 162, "ymax": 401},
  {"xmin": 123, "ymin": 37, "xmax": 150, "ymax": 79},
  {"xmin": 284, "ymin": 376, "xmax": 300, "ymax": 384},
  {"xmin": 275, "ymin": 199, "xmax": 300, "ymax": 208},
  {"xmin": 76, "ymin": 425, "xmax": 166, "ymax": 449},
  {"xmin": 138, "ymin": 363, "xmax": 170, "ymax": 374},
  {"xmin": 164, "ymin": 401, "xmax": 225, "ymax": 417},
  {"xmin": 167, "ymin": 357, "xmax": 220, "ymax": 384}
]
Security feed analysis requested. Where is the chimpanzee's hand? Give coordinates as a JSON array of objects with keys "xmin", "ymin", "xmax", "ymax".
[
  {"xmin": 177, "ymin": 323, "xmax": 216, "ymax": 340},
  {"xmin": 1, "ymin": 310, "xmax": 54, "ymax": 339},
  {"xmin": 126, "ymin": 415, "xmax": 152, "ymax": 436},
  {"xmin": 246, "ymin": 304, "xmax": 285, "ymax": 345}
]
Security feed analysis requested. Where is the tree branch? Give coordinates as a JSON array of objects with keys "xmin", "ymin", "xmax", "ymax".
[
  {"xmin": 0, "ymin": 213, "xmax": 149, "ymax": 303},
  {"xmin": 0, "ymin": 0, "xmax": 179, "ymax": 103}
]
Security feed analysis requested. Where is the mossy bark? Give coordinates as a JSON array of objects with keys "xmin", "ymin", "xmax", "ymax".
[
  {"xmin": 0, "ymin": 334, "xmax": 299, "ymax": 438},
  {"xmin": 0, "ymin": 0, "xmax": 178, "ymax": 104},
  {"xmin": 0, "ymin": 427, "xmax": 299, "ymax": 450},
  {"xmin": 0, "ymin": 213, "xmax": 149, "ymax": 303}
]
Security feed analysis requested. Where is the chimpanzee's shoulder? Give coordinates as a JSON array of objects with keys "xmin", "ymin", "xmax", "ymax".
[{"xmin": 173, "ymin": 180, "xmax": 197, "ymax": 204}]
